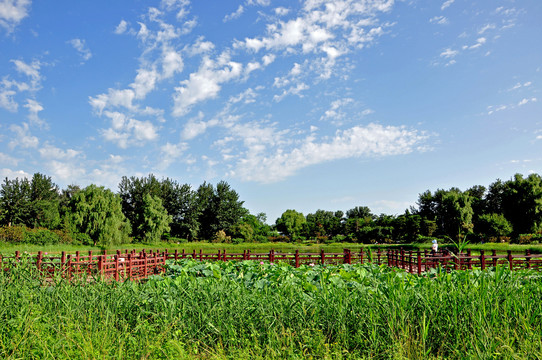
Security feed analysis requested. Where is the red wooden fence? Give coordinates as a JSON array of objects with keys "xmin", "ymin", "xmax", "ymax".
[{"xmin": 2, "ymin": 248, "xmax": 542, "ymax": 281}]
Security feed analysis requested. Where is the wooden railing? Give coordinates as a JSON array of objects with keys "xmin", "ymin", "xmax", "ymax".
[
  {"xmin": 385, "ymin": 248, "xmax": 542, "ymax": 274},
  {"xmin": 2, "ymin": 248, "xmax": 542, "ymax": 281},
  {"xmin": 0, "ymin": 249, "xmax": 167, "ymax": 281}
]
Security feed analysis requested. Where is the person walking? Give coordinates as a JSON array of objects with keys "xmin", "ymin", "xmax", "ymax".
[{"xmin": 431, "ymin": 239, "xmax": 438, "ymax": 255}]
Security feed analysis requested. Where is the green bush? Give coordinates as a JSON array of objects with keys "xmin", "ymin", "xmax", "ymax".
[
  {"xmin": 0, "ymin": 225, "xmax": 26, "ymax": 243},
  {"xmin": 23, "ymin": 228, "xmax": 60, "ymax": 245},
  {"xmin": 254, "ymin": 235, "xmax": 269, "ymax": 243},
  {"xmin": 517, "ymin": 233, "xmax": 542, "ymax": 244}
]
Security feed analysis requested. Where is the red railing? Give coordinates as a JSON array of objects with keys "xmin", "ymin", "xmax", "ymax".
[
  {"xmin": 2, "ymin": 248, "xmax": 542, "ymax": 281},
  {"xmin": 385, "ymin": 248, "xmax": 542, "ymax": 274},
  {"xmin": 0, "ymin": 249, "xmax": 167, "ymax": 281}
]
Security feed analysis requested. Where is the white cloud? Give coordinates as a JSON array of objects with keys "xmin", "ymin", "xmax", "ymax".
[
  {"xmin": 115, "ymin": 20, "xmax": 129, "ymax": 34},
  {"xmin": 509, "ymin": 81, "xmax": 532, "ymax": 91},
  {"xmin": 131, "ymin": 67, "xmax": 159, "ymax": 99},
  {"xmin": 0, "ymin": 0, "xmax": 31, "ymax": 32},
  {"xmin": 39, "ymin": 144, "xmax": 81, "ymax": 160},
  {"xmin": 0, "ymin": 168, "xmax": 31, "ymax": 180},
  {"xmin": 223, "ymin": 5, "xmax": 244, "ymax": 22},
  {"xmin": 47, "ymin": 160, "xmax": 86, "ymax": 182},
  {"xmin": 161, "ymin": 48, "xmax": 184, "ymax": 78},
  {"xmin": 230, "ymin": 123, "xmax": 427, "ymax": 183},
  {"xmin": 467, "ymin": 37, "xmax": 486, "ymax": 50},
  {"xmin": 518, "ymin": 97, "xmax": 537, "ymax": 106},
  {"xmin": 0, "ymin": 152, "xmax": 19, "ymax": 166},
  {"xmin": 440, "ymin": 48, "xmax": 458, "ymax": 58},
  {"xmin": 173, "ymin": 53, "xmax": 243, "ymax": 116},
  {"xmin": 11, "ymin": 59, "xmax": 41, "ymax": 90},
  {"xmin": 0, "ymin": 86, "xmax": 17, "ymax": 111},
  {"xmin": 69, "ymin": 38, "xmax": 92, "ymax": 62},
  {"xmin": 441, "ymin": 0, "xmax": 455, "ymax": 11},
  {"xmin": 0, "ymin": 60, "xmax": 42, "ymax": 112},
  {"xmin": 321, "ymin": 97, "xmax": 354, "ymax": 122},
  {"xmin": 8, "ymin": 122, "xmax": 38, "ymax": 149},
  {"xmin": 24, "ymin": 98, "xmax": 46, "ymax": 127},
  {"xmin": 274, "ymin": 7, "xmax": 289, "ymax": 16},
  {"xmin": 181, "ymin": 112, "xmax": 220, "ymax": 140},
  {"xmin": 478, "ymin": 24, "xmax": 495, "ymax": 34},
  {"xmin": 273, "ymin": 82, "xmax": 308, "ymax": 102},
  {"xmin": 430, "ymin": 16, "xmax": 448, "ymax": 25},
  {"xmin": 156, "ymin": 141, "xmax": 188, "ymax": 170},
  {"xmin": 101, "ymin": 111, "xmax": 158, "ymax": 148}
]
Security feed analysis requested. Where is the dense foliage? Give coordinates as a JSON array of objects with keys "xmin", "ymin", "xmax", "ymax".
[
  {"xmin": 1, "ymin": 258, "xmax": 541, "ymax": 359},
  {"xmin": 1, "ymin": 172, "xmax": 542, "ymax": 245}
]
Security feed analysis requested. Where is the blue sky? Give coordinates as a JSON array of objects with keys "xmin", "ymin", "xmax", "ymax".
[{"xmin": 1, "ymin": 0, "xmax": 541, "ymax": 222}]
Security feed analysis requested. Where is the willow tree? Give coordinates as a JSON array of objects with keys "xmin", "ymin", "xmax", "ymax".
[{"xmin": 67, "ymin": 185, "xmax": 131, "ymax": 246}]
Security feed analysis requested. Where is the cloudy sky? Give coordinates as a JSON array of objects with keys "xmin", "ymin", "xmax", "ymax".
[{"xmin": 1, "ymin": 0, "xmax": 541, "ymax": 222}]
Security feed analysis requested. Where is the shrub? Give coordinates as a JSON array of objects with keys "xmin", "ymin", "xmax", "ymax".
[
  {"xmin": 0, "ymin": 225, "xmax": 27, "ymax": 243},
  {"xmin": 23, "ymin": 228, "xmax": 60, "ymax": 245},
  {"xmin": 212, "ymin": 230, "xmax": 231, "ymax": 243},
  {"xmin": 254, "ymin": 235, "xmax": 269, "ymax": 243},
  {"xmin": 517, "ymin": 233, "xmax": 542, "ymax": 244}
]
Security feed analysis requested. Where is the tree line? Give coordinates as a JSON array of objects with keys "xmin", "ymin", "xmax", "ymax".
[{"xmin": 0, "ymin": 172, "xmax": 541, "ymax": 246}]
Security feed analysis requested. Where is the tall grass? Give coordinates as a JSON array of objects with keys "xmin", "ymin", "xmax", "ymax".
[{"xmin": 1, "ymin": 258, "xmax": 542, "ymax": 359}]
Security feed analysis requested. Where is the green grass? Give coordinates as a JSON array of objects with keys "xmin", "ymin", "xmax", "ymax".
[
  {"xmin": 1, "ymin": 258, "xmax": 542, "ymax": 359},
  {"xmin": 2, "ymin": 240, "xmax": 542, "ymax": 256}
]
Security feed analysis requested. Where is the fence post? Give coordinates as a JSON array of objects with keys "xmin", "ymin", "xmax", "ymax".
[
  {"xmin": 525, "ymin": 250, "xmax": 531, "ymax": 269},
  {"xmin": 295, "ymin": 250, "xmax": 300, "ymax": 268},
  {"xmin": 61, "ymin": 251, "xmax": 66, "ymax": 274},
  {"xmin": 67, "ymin": 254, "xmax": 72, "ymax": 280},
  {"xmin": 320, "ymin": 249, "xmax": 325, "ymax": 266},
  {"xmin": 492, "ymin": 250, "xmax": 497, "ymax": 267},
  {"xmin": 98, "ymin": 255, "xmax": 104, "ymax": 278},
  {"xmin": 37, "ymin": 251, "xmax": 43, "ymax": 272},
  {"xmin": 174, "ymin": 249, "xmax": 178, "ymax": 261},
  {"xmin": 416, "ymin": 250, "xmax": 421, "ymax": 275},
  {"xmin": 386, "ymin": 249, "xmax": 392, "ymax": 267},
  {"xmin": 360, "ymin": 249, "xmax": 364, "ymax": 264},
  {"xmin": 143, "ymin": 252, "xmax": 148, "ymax": 278},
  {"xmin": 400, "ymin": 248, "xmax": 405, "ymax": 269},
  {"xmin": 217, "ymin": 250, "xmax": 221, "ymax": 261},
  {"xmin": 377, "ymin": 249, "xmax": 381, "ymax": 265},
  {"xmin": 480, "ymin": 250, "xmax": 486, "ymax": 270},
  {"xmin": 507, "ymin": 250, "xmax": 513, "ymax": 270},
  {"xmin": 408, "ymin": 251, "xmax": 413, "ymax": 273},
  {"xmin": 115, "ymin": 255, "xmax": 119, "ymax": 281},
  {"xmin": 199, "ymin": 249, "xmax": 203, "ymax": 262}
]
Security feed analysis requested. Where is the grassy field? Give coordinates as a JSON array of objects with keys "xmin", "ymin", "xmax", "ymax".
[
  {"xmin": 1, "ymin": 240, "xmax": 542, "ymax": 256},
  {"xmin": 1, "ymin": 258, "xmax": 542, "ymax": 359}
]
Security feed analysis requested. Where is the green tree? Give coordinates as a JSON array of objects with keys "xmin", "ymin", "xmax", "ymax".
[
  {"xmin": 0, "ymin": 177, "xmax": 31, "ymax": 226},
  {"xmin": 197, "ymin": 181, "xmax": 248, "ymax": 240},
  {"xmin": 439, "ymin": 190, "xmax": 474, "ymax": 239},
  {"xmin": 501, "ymin": 174, "xmax": 542, "ymax": 235},
  {"xmin": 275, "ymin": 209, "xmax": 306, "ymax": 241},
  {"xmin": 29, "ymin": 173, "xmax": 60, "ymax": 229},
  {"xmin": 119, "ymin": 174, "xmax": 200, "ymax": 240},
  {"xmin": 68, "ymin": 185, "xmax": 131, "ymax": 246},
  {"xmin": 477, "ymin": 213, "xmax": 513, "ymax": 238},
  {"xmin": 138, "ymin": 194, "xmax": 172, "ymax": 243},
  {"xmin": 119, "ymin": 174, "xmax": 162, "ymax": 239}
]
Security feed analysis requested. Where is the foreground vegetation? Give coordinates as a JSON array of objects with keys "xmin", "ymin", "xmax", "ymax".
[{"xmin": 2, "ymin": 259, "xmax": 542, "ymax": 359}]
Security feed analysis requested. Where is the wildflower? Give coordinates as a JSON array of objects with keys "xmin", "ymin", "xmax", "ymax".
[
  {"xmin": 260, "ymin": 261, "xmax": 264, "ymax": 265},
  {"xmin": 309, "ymin": 263, "xmax": 315, "ymax": 267}
]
